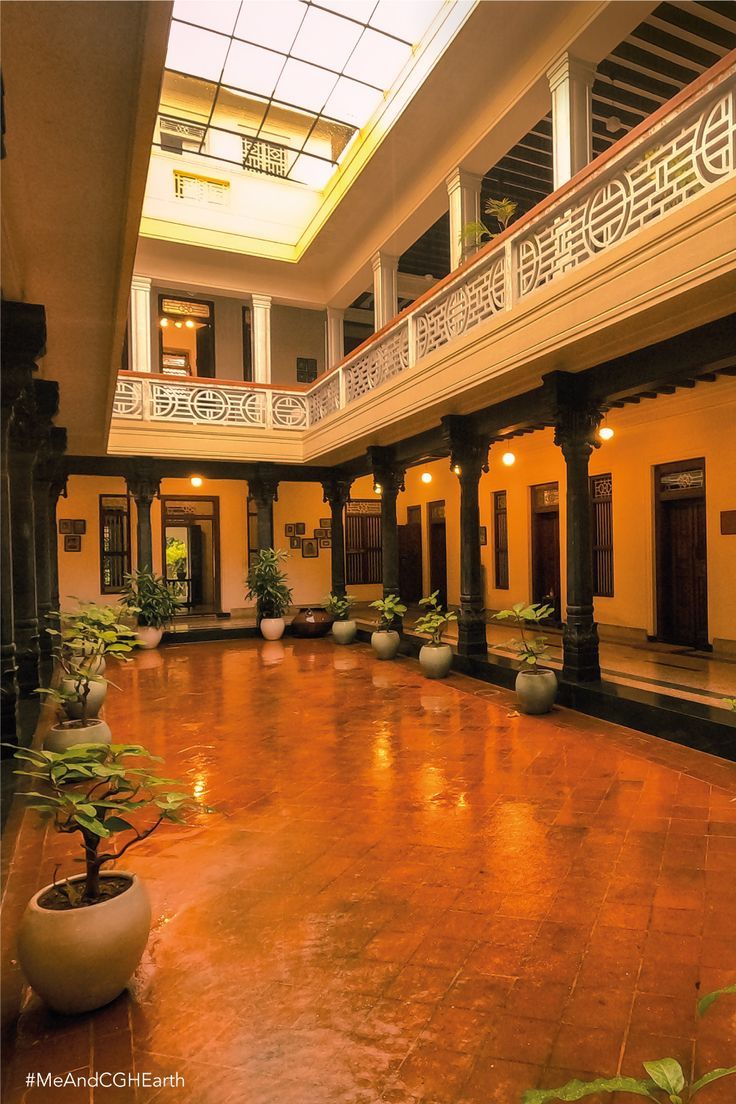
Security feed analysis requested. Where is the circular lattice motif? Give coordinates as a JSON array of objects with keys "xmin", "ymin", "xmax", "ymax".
[
  {"xmin": 192, "ymin": 388, "xmax": 227, "ymax": 421},
  {"xmin": 694, "ymin": 97, "xmax": 734, "ymax": 184},
  {"xmin": 518, "ymin": 237, "xmax": 540, "ymax": 295},
  {"xmin": 583, "ymin": 177, "xmax": 632, "ymax": 252},
  {"xmin": 236, "ymin": 391, "xmax": 265, "ymax": 425},
  {"xmin": 151, "ymin": 385, "xmax": 179, "ymax": 419},
  {"xmin": 490, "ymin": 257, "xmax": 506, "ymax": 311},
  {"xmin": 113, "ymin": 380, "xmax": 142, "ymax": 418},
  {"xmin": 444, "ymin": 287, "xmax": 469, "ymax": 338},
  {"xmin": 272, "ymin": 394, "xmax": 307, "ymax": 428}
]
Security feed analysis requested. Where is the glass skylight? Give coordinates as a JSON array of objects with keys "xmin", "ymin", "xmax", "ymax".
[{"xmin": 158, "ymin": 0, "xmax": 447, "ymax": 188}]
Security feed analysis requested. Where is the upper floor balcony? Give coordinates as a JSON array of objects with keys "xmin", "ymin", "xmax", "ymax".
[{"xmin": 110, "ymin": 53, "xmax": 736, "ymax": 465}]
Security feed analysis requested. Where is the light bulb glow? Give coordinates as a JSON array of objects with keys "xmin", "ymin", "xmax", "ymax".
[
  {"xmin": 374, "ymin": 483, "xmax": 382, "ymax": 495},
  {"xmin": 421, "ymin": 472, "xmax": 432, "ymax": 484},
  {"xmin": 452, "ymin": 464, "xmax": 461, "ymax": 476},
  {"xmin": 185, "ymin": 319, "xmax": 195, "ymax": 329},
  {"xmin": 599, "ymin": 426, "xmax": 614, "ymax": 441},
  {"xmin": 190, "ymin": 476, "xmax": 203, "ymax": 487},
  {"xmin": 160, "ymin": 318, "xmax": 169, "ymax": 328},
  {"xmin": 501, "ymin": 451, "xmax": 516, "ymax": 466},
  {"xmin": 174, "ymin": 320, "xmax": 183, "ymax": 328}
]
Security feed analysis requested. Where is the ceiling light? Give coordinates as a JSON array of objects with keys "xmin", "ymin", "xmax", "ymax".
[
  {"xmin": 599, "ymin": 426, "xmax": 615, "ymax": 441},
  {"xmin": 160, "ymin": 318, "xmax": 169, "ymax": 328},
  {"xmin": 605, "ymin": 115, "xmax": 623, "ymax": 134},
  {"xmin": 191, "ymin": 476, "xmax": 203, "ymax": 487},
  {"xmin": 374, "ymin": 483, "xmax": 382, "ymax": 495},
  {"xmin": 421, "ymin": 472, "xmax": 432, "ymax": 484},
  {"xmin": 174, "ymin": 320, "xmax": 183, "ymax": 328},
  {"xmin": 185, "ymin": 319, "xmax": 195, "ymax": 329},
  {"xmin": 452, "ymin": 464, "xmax": 461, "ymax": 476},
  {"xmin": 502, "ymin": 451, "xmax": 516, "ymax": 466}
]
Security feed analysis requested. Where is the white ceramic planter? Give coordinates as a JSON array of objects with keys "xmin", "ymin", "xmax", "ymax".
[
  {"xmin": 260, "ymin": 617, "xmax": 285, "ymax": 641},
  {"xmin": 44, "ymin": 718, "xmax": 112, "ymax": 753},
  {"xmin": 371, "ymin": 630, "xmax": 400, "ymax": 660},
  {"xmin": 332, "ymin": 620, "xmax": 357, "ymax": 645},
  {"xmin": 515, "ymin": 668, "xmax": 558, "ymax": 714},
  {"xmin": 419, "ymin": 643, "xmax": 453, "ymax": 679},
  {"xmin": 61, "ymin": 677, "xmax": 107, "ymax": 719},
  {"xmin": 18, "ymin": 872, "xmax": 151, "ymax": 1014},
  {"xmin": 75, "ymin": 653, "xmax": 105, "ymax": 676},
  {"xmin": 137, "ymin": 625, "xmax": 163, "ymax": 650}
]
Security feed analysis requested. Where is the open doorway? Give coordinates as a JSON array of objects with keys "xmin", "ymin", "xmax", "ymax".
[
  {"xmin": 531, "ymin": 482, "xmax": 561, "ymax": 622},
  {"xmin": 655, "ymin": 459, "xmax": 708, "ymax": 649},
  {"xmin": 428, "ymin": 500, "xmax": 447, "ymax": 609},
  {"xmin": 161, "ymin": 496, "xmax": 221, "ymax": 615}
]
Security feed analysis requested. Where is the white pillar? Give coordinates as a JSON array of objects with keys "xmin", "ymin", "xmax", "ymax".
[
  {"xmin": 447, "ymin": 168, "xmax": 482, "ymax": 269},
  {"xmin": 251, "ymin": 294, "xmax": 272, "ymax": 384},
  {"xmin": 326, "ymin": 307, "xmax": 344, "ymax": 369},
  {"xmin": 371, "ymin": 251, "xmax": 399, "ymax": 331},
  {"xmin": 547, "ymin": 53, "xmax": 595, "ymax": 189},
  {"xmin": 130, "ymin": 275, "xmax": 152, "ymax": 373}
]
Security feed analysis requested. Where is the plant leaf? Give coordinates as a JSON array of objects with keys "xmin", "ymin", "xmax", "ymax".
[
  {"xmin": 522, "ymin": 1077, "xmax": 659, "ymax": 1102},
  {"xmin": 697, "ymin": 984, "xmax": 736, "ymax": 1016},
  {"xmin": 690, "ymin": 1066, "xmax": 736, "ymax": 1097},
  {"xmin": 643, "ymin": 1059, "xmax": 684, "ymax": 1094}
]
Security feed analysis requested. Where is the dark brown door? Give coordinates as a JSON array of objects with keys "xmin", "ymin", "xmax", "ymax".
[
  {"xmin": 657, "ymin": 494, "xmax": 708, "ymax": 648},
  {"xmin": 532, "ymin": 511, "xmax": 561, "ymax": 619},
  {"xmin": 428, "ymin": 501, "xmax": 448, "ymax": 609},
  {"xmin": 398, "ymin": 522, "xmax": 422, "ymax": 604}
]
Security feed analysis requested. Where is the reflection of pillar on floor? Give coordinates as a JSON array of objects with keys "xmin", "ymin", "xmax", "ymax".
[
  {"xmin": 249, "ymin": 473, "xmax": 279, "ymax": 550},
  {"xmin": 368, "ymin": 447, "xmax": 405, "ymax": 630},
  {"xmin": 34, "ymin": 426, "xmax": 67, "ymax": 680},
  {"xmin": 443, "ymin": 415, "xmax": 489, "ymax": 657},
  {"xmin": 548, "ymin": 371, "xmax": 602, "ymax": 682},
  {"xmin": 127, "ymin": 471, "xmax": 161, "ymax": 571},
  {"xmin": 322, "ymin": 475, "xmax": 352, "ymax": 596}
]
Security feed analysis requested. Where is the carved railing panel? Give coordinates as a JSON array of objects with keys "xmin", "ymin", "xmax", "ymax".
[
  {"xmin": 414, "ymin": 252, "xmax": 506, "ymax": 359},
  {"xmin": 345, "ymin": 324, "xmax": 409, "ymax": 403},
  {"xmin": 150, "ymin": 380, "xmax": 267, "ymax": 426},
  {"xmin": 308, "ymin": 373, "xmax": 340, "ymax": 425}
]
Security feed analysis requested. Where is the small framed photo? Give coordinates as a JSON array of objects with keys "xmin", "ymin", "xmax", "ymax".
[
  {"xmin": 319, "ymin": 518, "xmax": 332, "ymax": 529},
  {"xmin": 64, "ymin": 534, "xmax": 82, "ymax": 552},
  {"xmin": 301, "ymin": 537, "xmax": 318, "ymax": 558},
  {"xmin": 319, "ymin": 538, "xmax": 331, "ymax": 549},
  {"xmin": 314, "ymin": 528, "xmax": 330, "ymax": 538},
  {"xmin": 295, "ymin": 522, "xmax": 306, "ymax": 535},
  {"xmin": 479, "ymin": 526, "xmax": 487, "ymax": 546},
  {"xmin": 285, "ymin": 523, "xmax": 295, "ymax": 536},
  {"xmin": 72, "ymin": 519, "xmax": 87, "ymax": 535},
  {"xmin": 289, "ymin": 536, "xmax": 301, "ymax": 550},
  {"xmin": 59, "ymin": 519, "xmax": 74, "ymax": 534}
]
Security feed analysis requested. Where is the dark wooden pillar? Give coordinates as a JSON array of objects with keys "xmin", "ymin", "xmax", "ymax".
[
  {"xmin": 369, "ymin": 447, "xmax": 405, "ymax": 629},
  {"xmin": 249, "ymin": 471, "xmax": 279, "ymax": 550},
  {"xmin": 127, "ymin": 470, "xmax": 161, "ymax": 572},
  {"xmin": 34, "ymin": 424, "xmax": 66, "ymax": 678},
  {"xmin": 321, "ymin": 474, "xmax": 353, "ymax": 597},
  {"xmin": 443, "ymin": 415, "xmax": 489, "ymax": 657},
  {"xmin": 549, "ymin": 372, "xmax": 602, "ymax": 682}
]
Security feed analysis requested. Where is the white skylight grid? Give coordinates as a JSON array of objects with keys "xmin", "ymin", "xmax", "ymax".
[{"xmin": 164, "ymin": 0, "xmax": 446, "ymax": 187}]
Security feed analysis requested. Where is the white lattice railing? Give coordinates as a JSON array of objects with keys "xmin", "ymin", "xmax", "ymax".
[{"xmin": 115, "ymin": 60, "xmax": 734, "ymax": 434}]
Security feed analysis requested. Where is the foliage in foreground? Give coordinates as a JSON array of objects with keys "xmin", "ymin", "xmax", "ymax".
[
  {"xmin": 370, "ymin": 594, "xmax": 407, "ymax": 631},
  {"xmin": 246, "ymin": 548, "xmax": 293, "ymax": 620},
  {"xmin": 495, "ymin": 601, "xmax": 555, "ymax": 669},
  {"xmin": 414, "ymin": 591, "xmax": 457, "ymax": 646}
]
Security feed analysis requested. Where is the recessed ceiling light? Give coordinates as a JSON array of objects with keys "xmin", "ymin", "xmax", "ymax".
[
  {"xmin": 501, "ymin": 451, "xmax": 516, "ymax": 466},
  {"xmin": 421, "ymin": 472, "xmax": 432, "ymax": 484},
  {"xmin": 599, "ymin": 426, "xmax": 615, "ymax": 441}
]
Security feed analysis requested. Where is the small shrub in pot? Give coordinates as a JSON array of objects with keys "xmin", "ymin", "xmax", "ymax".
[
  {"xmin": 119, "ymin": 568, "xmax": 180, "ymax": 648},
  {"xmin": 414, "ymin": 591, "xmax": 457, "ymax": 679},
  {"xmin": 495, "ymin": 601, "xmax": 557, "ymax": 714},
  {"xmin": 325, "ymin": 592, "xmax": 357, "ymax": 645},
  {"xmin": 369, "ymin": 594, "xmax": 406, "ymax": 660},
  {"xmin": 246, "ymin": 548, "xmax": 293, "ymax": 640}
]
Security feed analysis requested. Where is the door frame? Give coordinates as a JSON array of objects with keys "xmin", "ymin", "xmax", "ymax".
[
  {"xmin": 160, "ymin": 494, "xmax": 222, "ymax": 614},
  {"xmin": 427, "ymin": 499, "xmax": 447, "ymax": 607},
  {"xmin": 530, "ymin": 482, "xmax": 561, "ymax": 622},
  {"xmin": 654, "ymin": 457, "xmax": 708, "ymax": 648}
]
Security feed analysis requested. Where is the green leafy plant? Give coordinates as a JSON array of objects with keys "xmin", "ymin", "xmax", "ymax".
[
  {"xmin": 723, "ymin": 697, "xmax": 736, "ymax": 711},
  {"xmin": 461, "ymin": 196, "xmax": 518, "ymax": 255},
  {"xmin": 325, "ymin": 592, "xmax": 356, "ymax": 621},
  {"xmin": 414, "ymin": 591, "xmax": 458, "ymax": 646},
  {"xmin": 522, "ymin": 987, "xmax": 736, "ymax": 1102},
  {"xmin": 246, "ymin": 548, "xmax": 293, "ymax": 620},
  {"xmin": 370, "ymin": 594, "xmax": 407, "ymax": 631},
  {"xmin": 165, "ymin": 536, "xmax": 188, "ymax": 579},
  {"xmin": 495, "ymin": 601, "xmax": 555, "ymax": 669},
  {"xmin": 119, "ymin": 568, "xmax": 180, "ymax": 629},
  {"xmin": 11, "ymin": 743, "xmax": 209, "ymax": 906}
]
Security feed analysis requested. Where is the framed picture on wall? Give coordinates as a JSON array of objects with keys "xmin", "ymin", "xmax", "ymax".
[
  {"xmin": 64, "ymin": 534, "xmax": 82, "ymax": 552},
  {"xmin": 72, "ymin": 519, "xmax": 87, "ymax": 535},
  {"xmin": 314, "ymin": 528, "xmax": 330, "ymax": 538},
  {"xmin": 301, "ymin": 538, "xmax": 318, "ymax": 558},
  {"xmin": 289, "ymin": 536, "xmax": 301, "ymax": 550},
  {"xmin": 285, "ymin": 523, "xmax": 295, "ymax": 536},
  {"xmin": 319, "ymin": 538, "xmax": 331, "ymax": 549},
  {"xmin": 296, "ymin": 357, "xmax": 318, "ymax": 384},
  {"xmin": 59, "ymin": 519, "xmax": 74, "ymax": 534},
  {"xmin": 319, "ymin": 518, "xmax": 331, "ymax": 529},
  {"xmin": 295, "ymin": 522, "xmax": 306, "ymax": 535},
  {"xmin": 479, "ymin": 526, "xmax": 487, "ymax": 546}
]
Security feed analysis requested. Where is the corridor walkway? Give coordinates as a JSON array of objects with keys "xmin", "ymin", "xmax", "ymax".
[{"xmin": 2, "ymin": 639, "xmax": 735, "ymax": 1103}]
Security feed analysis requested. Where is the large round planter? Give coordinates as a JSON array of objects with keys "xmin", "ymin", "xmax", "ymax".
[
  {"xmin": 260, "ymin": 617, "xmax": 285, "ymax": 641},
  {"xmin": 137, "ymin": 626, "xmax": 163, "ymax": 650},
  {"xmin": 419, "ymin": 643, "xmax": 453, "ymax": 680},
  {"xmin": 371, "ymin": 630, "xmax": 400, "ymax": 660},
  {"xmin": 75, "ymin": 653, "xmax": 105, "ymax": 676},
  {"xmin": 291, "ymin": 607, "xmax": 333, "ymax": 638},
  {"xmin": 332, "ymin": 620, "xmax": 357, "ymax": 646},
  {"xmin": 61, "ymin": 678, "xmax": 107, "ymax": 719},
  {"xmin": 18, "ymin": 872, "xmax": 151, "ymax": 1014},
  {"xmin": 515, "ymin": 668, "xmax": 558, "ymax": 715},
  {"xmin": 44, "ymin": 718, "xmax": 112, "ymax": 753}
]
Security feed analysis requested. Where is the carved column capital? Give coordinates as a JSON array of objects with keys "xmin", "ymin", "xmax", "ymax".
[
  {"xmin": 545, "ymin": 371, "xmax": 603, "ymax": 458},
  {"xmin": 368, "ymin": 446, "xmax": 405, "ymax": 497},
  {"xmin": 441, "ymin": 415, "xmax": 490, "ymax": 481},
  {"xmin": 249, "ymin": 471, "xmax": 279, "ymax": 507},
  {"xmin": 35, "ymin": 425, "xmax": 67, "ymax": 490},
  {"xmin": 126, "ymin": 469, "xmax": 161, "ymax": 505},
  {"xmin": 321, "ymin": 473, "xmax": 353, "ymax": 509}
]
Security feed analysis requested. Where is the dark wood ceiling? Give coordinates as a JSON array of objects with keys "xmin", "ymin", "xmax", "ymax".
[{"xmin": 399, "ymin": 1, "xmax": 736, "ymax": 282}]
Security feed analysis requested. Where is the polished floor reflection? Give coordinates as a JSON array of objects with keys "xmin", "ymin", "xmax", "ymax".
[{"xmin": 3, "ymin": 639, "xmax": 735, "ymax": 1103}]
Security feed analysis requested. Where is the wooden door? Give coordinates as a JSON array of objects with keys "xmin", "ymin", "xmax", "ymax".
[
  {"xmin": 398, "ymin": 523, "xmax": 422, "ymax": 604},
  {"xmin": 532, "ymin": 511, "xmax": 561, "ymax": 619},
  {"xmin": 428, "ymin": 501, "xmax": 448, "ymax": 609},
  {"xmin": 657, "ymin": 495, "xmax": 708, "ymax": 648}
]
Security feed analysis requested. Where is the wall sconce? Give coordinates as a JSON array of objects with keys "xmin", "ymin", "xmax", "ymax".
[
  {"xmin": 160, "ymin": 318, "xmax": 169, "ymax": 328},
  {"xmin": 452, "ymin": 464, "xmax": 461, "ymax": 476},
  {"xmin": 501, "ymin": 451, "xmax": 516, "ymax": 466},
  {"xmin": 421, "ymin": 472, "xmax": 432, "ymax": 484},
  {"xmin": 373, "ymin": 483, "xmax": 382, "ymax": 495},
  {"xmin": 190, "ymin": 476, "xmax": 203, "ymax": 488},
  {"xmin": 599, "ymin": 425, "xmax": 614, "ymax": 441},
  {"xmin": 185, "ymin": 319, "xmax": 195, "ymax": 329}
]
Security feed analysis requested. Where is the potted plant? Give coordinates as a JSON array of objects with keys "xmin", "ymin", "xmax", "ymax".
[
  {"xmin": 37, "ymin": 605, "xmax": 140, "ymax": 752},
  {"xmin": 119, "ymin": 568, "xmax": 180, "ymax": 649},
  {"xmin": 369, "ymin": 594, "xmax": 406, "ymax": 660},
  {"xmin": 414, "ymin": 591, "xmax": 458, "ymax": 679},
  {"xmin": 325, "ymin": 592, "xmax": 358, "ymax": 645},
  {"xmin": 10, "ymin": 742, "xmax": 207, "ymax": 1014},
  {"xmin": 495, "ymin": 601, "xmax": 557, "ymax": 714},
  {"xmin": 460, "ymin": 196, "xmax": 517, "ymax": 259},
  {"xmin": 246, "ymin": 548, "xmax": 293, "ymax": 641}
]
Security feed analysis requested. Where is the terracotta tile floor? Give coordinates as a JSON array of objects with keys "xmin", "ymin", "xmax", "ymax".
[{"xmin": 2, "ymin": 639, "xmax": 735, "ymax": 1104}]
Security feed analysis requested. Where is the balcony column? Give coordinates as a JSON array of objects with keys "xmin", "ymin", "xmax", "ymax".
[
  {"xmin": 549, "ymin": 372, "xmax": 602, "ymax": 682},
  {"xmin": 130, "ymin": 275, "xmax": 152, "ymax": 373},
  {"xmin": 251, "ymin": 294, "xmax": 272, "ymax": 384},
  {"xmin": 369, "ymin": 447, "xmax": 405, "ymax": 630},
  {"xmin": 326, "ymin": 308, "xmax": 345, "ymax": 369},
  {"xmin": 33, "ymin": 421, "xmax": 65, "ymax": 680},
  {"xmin": 443, "ymin": 415, "xmax": 489, "ymax": 657},
  {"xmin": 126, "ymin": 469, "xmax": 161, "ymax": 571},
  {"xmin": 547, "ymin": 53, "xmax": 595, "ymax": 189},
  {"xmin": 321, "ymin": 474, "xmax": 353, "ymax": 597},
  {"xmin": 447, "ymin": 168, "xmax": 482, "ymax": 269},
  {"xmin": 1, "ymin": 302, "xmax": 45, "ymax": 732},
  {"xmin": 249, "ymin": 472, "xmax": 279, "ymax": 550},
  {"xmin": 371, "ymin": 251, "xmax": 398, "ymax": 331}
]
